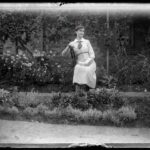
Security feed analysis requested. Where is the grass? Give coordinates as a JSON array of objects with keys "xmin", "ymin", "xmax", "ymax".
[
  {"xmin": 63, "ymin": 105, "xmax": 103, "ymax": 124},
  {"xmin": 0, "ymin": 103, "xmax": 138, "ymax": 127},
  {"xmin": 102, "ymin": 106, "xmax": 137, "ymax": 126}
]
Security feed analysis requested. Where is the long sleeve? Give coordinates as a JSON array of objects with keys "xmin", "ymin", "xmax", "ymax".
[
  {"xmin": 87, "ymin": 40, "xmax": 95, "ymax": 59},
  {"xmin": 62, "ymin": 43, "xmax": 72, "ymax": 56}
]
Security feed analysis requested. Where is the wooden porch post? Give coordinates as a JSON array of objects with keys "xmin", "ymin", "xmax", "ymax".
[
  {"xmin": 41, "ymin": 14, "xmax": 45, "ymax": 52},
  {"xmin": 106, "ymin": 9, "xmax": 110, "ymax": 75}
]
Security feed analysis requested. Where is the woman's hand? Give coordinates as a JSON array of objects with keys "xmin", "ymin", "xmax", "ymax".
[
  {"xmin": 86, "ymin": 58, "xmax": 93, "ymax": 66},
  {"xmin": 61, "ymin": 50, "xmax": 65, "ymax": 56},
  {"xmin": 61, "ymin": 45, "xmax": 70, "ymax": 56},
  {"xmin": 77, "ymin": 58, "xmax": 93, "ymax": 66}
]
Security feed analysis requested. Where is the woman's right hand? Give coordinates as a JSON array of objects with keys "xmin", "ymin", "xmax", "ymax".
[
  {"xmin": 61, "ymin": 44, "xmax": 71, "ymax": 56},
  {"xmin": 61, "ymin": 50, "xmax": 65, "ymax": 56}
]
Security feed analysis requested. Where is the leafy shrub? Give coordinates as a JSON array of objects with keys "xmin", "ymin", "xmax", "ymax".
[
  {"xmin": 109, "ymin": 93, "xmax": 125, "ymax": 109},
  {"xmin": 102, "ymin": 106, "xmax": 137, "ymax": 126},
  {"xmin": 60, "ymin": 105, "xmax": 82, "ymax": 121},
  {"xmin": 87, "ymin": 88, "xmax": 124, "ymax": 111},
  {"xmin": 49, "ymin": 88, "xmax": 125, "ymax": 111},
  {"xmin": 63, "ymin": 105, "xmax": 103, "ymax": 124},
  {"xmin": 102, "ymin": 109, "xmax": 120, "ymax": 125},
  {"xmin": 98, "ymin": 74, "xmax": 117, "ymax": 88},
  {"xmin": 10, "ymin": 106, "xmax": 19, "ymax": 115},
  {"xmin": 11, "ymin": 93, "xmax": 30, "ymax": 109},
  {"xmin": 50, "ymin": 92, "xmax": 62, "ymax": 108},
  {"xmin": 70, "ymin": 94, "xmax": 91, "ymax": 111},
  {"xmin": 0, "ymin": 106, "xmax": 19, "ymax": 119},
  {"xmin": 87, "ymin": 88, "xmax": 112, "ymax": 111},
  {"xmin": 0, "ymin": 90, "xmax": 140, "ymax": 127},
  {"xmin": 24, "ymin": 92, "xmax": 41, "ymax": 108},
  {"xmin": 6, "ymin": 106, "xmax": 19, "ymax": 118},
  {"xmin": 58, "ymin": 95, "xmax": 72, "ymax": 109},
  {"xmin": 0, "ymin": 52, "xmax": 74, "ymax": 87},
  {"xmin": 23, "ymin": 107, "xmax": 38, "ymax": 117},
  {"xmin": 50, "ymin": 93, "xmax": 91, "ymax": 110},
  {"xmin": 79, "ymin": 108, "xmax": 103, "ymax": 124},
  {"xmin": 112, "ymin": 54, "xmax": 150, "ymax": 86},
  {"xmin": 36, "ymin": 104, "xmax": 49, "ymax": 115},
  {"xmin": 10, "ymin": 92, "xmax": 41, "ymax": 109},
  {"xmin": 44, "ymin": 108, "xmax": 62, "ymax": 119},
  {"xmin": 117, "ymin": 106, "xmax": 137, "ymax": 123},
  {"xmin": 0, "ymin": 89, "xmax": 10, "ymax": 105},
  {"xmin": 0, "ymin": 105, "xmax": 4, "ymax": 112},
  {"xmin": 38, "ymin": 96, "xmax": 52, "ymax": 109}
]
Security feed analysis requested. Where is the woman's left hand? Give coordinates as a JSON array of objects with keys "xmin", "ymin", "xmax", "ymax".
[
  {"xmin": 85, "ymin": 59, "xmax": 93, "ymax": 66},
  {"xmin": 78, "ymin": 59, "xmax": 93, "ymax": 66}
]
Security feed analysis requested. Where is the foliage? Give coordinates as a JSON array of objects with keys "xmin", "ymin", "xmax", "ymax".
[
  {"xmin": 0, "ymin": 51, "xmax": 74, "ymax": 86},
  {"xmin": 102, "ymin": 109, "xmax": 120, "ymax": 125},
  {"xmin": 49, "ymin": 88, "xmax": 126, "ymax": 111},
  {"xmin": 50, "ymin": 93, "xmax": 91, "ymax": 111},
  {"xmin": 112, "ymin": 54, "xmax": 150, "ymax": 86},
  {"xmin": 102, "ymin": 106, "xmax": 137, "ymax": 126},
  {"xmin": 44, "ymin": 107, "xmax": 62, "ymax": 120},
  {"xmin": 0, "ymin": 105, "xmax": 19, "ymax": 119},
  {"xmin": 36, "ymin": 104, "xmax": 49, "ymax": 115},
  {"xmin": 97, "ymin": 74, "xmax": 118, "ymax": 88},
  {"xmin": 87, "ymin": 88, "xmax": 125, "ymax": 111},
  {"xmin": 8, "ymin": 91, "xmax": 40, "ymax": 109},
  {"xmin": 117, "ymin": 106, "xmax": 137, "ymax": 123},
  {"xmin": 64, "ymin": 105, "xmax": 103, "ymax": 124},
  {"xmin": 23, "ymin": 106, "xmax": 38, "ymax": 117},
  {"xmin": 0, "ymin": 11, "xmax": 138, "ymax": 88},
  {"xmin": 0, "ymin": 89, "xmax": 10, "ymax": 105},
  {"xmin": 1, "ymin": 90, "xmax": 149, "ymax": 127}
]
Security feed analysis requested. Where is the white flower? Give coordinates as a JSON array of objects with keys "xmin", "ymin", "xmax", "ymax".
[
  {"xmin": 11, "ymin": 56, "xmax": 15, "ymax": 59},
  {"xmin": 28, "ymin": 63, "xmax": 32, "ymax": 67},
  {"xmin": 23, "ymin": 54, "xmax": 27, "ymax": 59}
]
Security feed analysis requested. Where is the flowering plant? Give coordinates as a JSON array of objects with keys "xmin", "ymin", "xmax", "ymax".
[
  {"xmin": 0, "ymin": 49, "xmax": 74, "ymax": 87},
  {"xmin": 0, "ymin": 88, "xmax": 10, "ymax": 104}
]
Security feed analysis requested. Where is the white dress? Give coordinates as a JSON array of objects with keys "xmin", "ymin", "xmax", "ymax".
[{"xmin": 69, "ymin": 38, "xmax": 96, "ymax": 89}]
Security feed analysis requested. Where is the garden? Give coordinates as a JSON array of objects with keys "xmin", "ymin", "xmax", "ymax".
[{"xmin": 0, "ymin": 10, "xmax": 150, "ymax": 127}]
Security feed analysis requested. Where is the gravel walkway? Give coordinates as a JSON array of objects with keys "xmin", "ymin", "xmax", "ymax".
[{"xmin": 0, "ymin": 119, "xmax": 150, "ymax": 147}]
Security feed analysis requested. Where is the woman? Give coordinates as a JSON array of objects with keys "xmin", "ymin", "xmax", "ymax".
[{"xmin": 62, "ymin": 25, "xmax": 96, "ymax": 94}]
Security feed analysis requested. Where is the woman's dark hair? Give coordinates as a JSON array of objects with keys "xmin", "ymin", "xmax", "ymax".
[{"xmin": 75, "ymin": 25, "xmax": 84, "ymax": 31}]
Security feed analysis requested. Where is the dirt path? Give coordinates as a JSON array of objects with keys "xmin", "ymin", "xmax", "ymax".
[{"xmin": 0, "ymin": 119, "xmax": 150, "ymax": 146}]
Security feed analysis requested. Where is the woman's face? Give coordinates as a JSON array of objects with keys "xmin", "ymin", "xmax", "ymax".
[{"xmin": 76, "ymin": 28, "xmax": 85, "ymax": 38}]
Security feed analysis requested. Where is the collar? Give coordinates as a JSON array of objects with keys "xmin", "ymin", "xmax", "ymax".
[{"xmin": 74, "ymin": 38, "xmax": 85, "ymax": 42}]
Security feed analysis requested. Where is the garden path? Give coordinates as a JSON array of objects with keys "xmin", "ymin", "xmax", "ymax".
[{"xmin": 0, "ymin": 119, "xmax": 150, "ymax": 148}]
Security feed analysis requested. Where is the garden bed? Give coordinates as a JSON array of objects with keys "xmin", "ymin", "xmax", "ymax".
[{"xmin": 0, "ymin": 88, "xmax": 150, "ymax": 127}]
